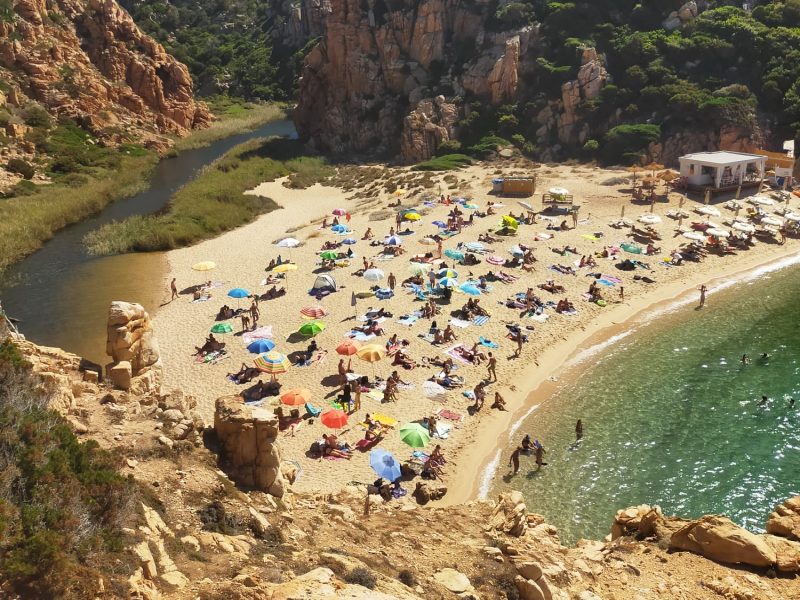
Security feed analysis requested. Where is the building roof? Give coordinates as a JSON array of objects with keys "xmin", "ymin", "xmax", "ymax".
[{"xmin": 679, "ymin": 151, "xmax": 767, "ymax": 165}]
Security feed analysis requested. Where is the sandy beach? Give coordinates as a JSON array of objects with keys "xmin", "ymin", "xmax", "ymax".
[{"xmin": 152, "ymin": 160, "xmax": 800, "ymax": 499}]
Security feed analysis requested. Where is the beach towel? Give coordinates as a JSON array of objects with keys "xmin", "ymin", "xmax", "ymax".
[
  {"xmin": 397, "ymin": 315, "xmax": 418, "ymax": 326},
  {"xmin": 463, "ymin": 390, "xmax": 476, "ymax": 400},
  {"xmin": 298, "ymin": 350, "xmax": 328, "ymax": 366},
  {"xmin": 449, "ymin": 318, "xmax": 471, "ymax": 329},
  {"xmin": 411, "ymin": 450, "xmax": 430, "ymax": 461},
  {"xmin": 602, "ymin": 275, "xmax": 622, "ymax": 283},
  {"xmin": 597, "ymin": 279, "xmax": 615, "ymax": 287},
  {"xmin": 366, "ymin": 389, "xmax": 384, "ymax": 402},
  {"xmin": 535, "ymin": 233, "xmax": 553, "ymax": 240},
  {"xmin": 445, "ymin": 345, "xmax": 472, "ymax": 365},
  {"xmin": 418, "ymin": 332, "xmax": 436, "ymax": 344},
  {"xmin": 242, "ymin": 326, "xmax": 274, "ymax": 344},
  {"xmin": 435, "ymin": 408, "xmax": 464, "ymax": 423},
  {"xmin": 530, "ymin": 313, "xmax": 550, "ymax": 323},
  {"xmin": 347, "ymin": 331, "xmax": 376, "ymax": 342},
  {"xmin": 478, "ymin": 336, "xmax": 499, "ymax": 349},
  {"xmin": 473, "ymin": 315, "xmax": 490, "ymax": 326},
  {"xmin": 359, "ymin": 314, "xmax": 388, "ymax": 323},
  {"xmin": 190, "ymin": 295, "xmax": 212, "ymax": 303},
  {"xmin": 355, "ymin": 438, "xmax": 380, "ymax": 451},
  {"xmin": 195, "ymin": 350, "xmax": 227, "ymax": 364},
  {"xmin": 581, "ymin": 234, "xmax": 599, "ymax": 241}
]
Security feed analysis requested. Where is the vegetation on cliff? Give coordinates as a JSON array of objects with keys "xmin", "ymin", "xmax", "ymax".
[
  {"xmin": 84, "ymin": 139, "xmax": 332, "ymax": 255},
  {"xmin": 0, "ymin": 341, "xmax": 137, "ymax": 598}
]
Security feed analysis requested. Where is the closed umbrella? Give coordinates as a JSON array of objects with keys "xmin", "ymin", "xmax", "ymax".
[
  {"xmin": 369, "ymin": 449, "xmax": 402, "ymax": 482},
  {"xmin": 399, "ymin": 422, "xmax": 430, "ymax": 448},
  {"xmin": 192, "ymin": 261, "xmax": 216, "ymax": 272},
  {"xmin": 210, "ymin": 322, "xmax": 233, "ymax": 334},
  {"xmin": 254, "ymin": 351, "xmax": 289, "ymax": 375},
  {"xmin": 363, "ymin": 268, "xmax": 385, "ymax": 282},
  {"xmin": 321, "ymin": 409, "xmax": 349, "ymax": 429},
  {"xmin": 247, "ymin": 339, "xmax": 275, "ymax": 353},
  {"xmin": 298, "ymin": 320, "xmax": 326, "ymax": 336},
  {"xmin": 300, "ymin": 305, "xmax": 328, "ymax": 319},
  {"xmin": 281, "ymin": 388, "xmax": 311, "ymax": 406}
]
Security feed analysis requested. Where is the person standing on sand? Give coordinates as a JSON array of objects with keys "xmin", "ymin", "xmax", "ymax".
[
  {"xmin": 350, "ymin": 378, "xmax": 362, "ymax": 412},
  {"xmin": 535, "ymin": 443, "xmax": 547, "ymax": 469},
  {"xmin": 249, "ymin": 300, "xmax": 259, "ymax": 324},
  {"xmin": 575, "ymin": 419, "xmax": 583, "ymax": 441},
  {"xmin": 170, "ymin": 278, "xmax": 178, "ymax": 301},
  {"xmin": 698, "ymin": 284, "xmax": 707, "ymax": 308},
  {"xmin": 388, "ymin": 272, "xmax": 396, "ymax": 291},
  {"xmin": 619, "ymin": 286, "xmax": 624, "ymax": 302},
  {"xmin": 437, "ymin": 239, "xmax": 443, "ymax": 259},
  {"xmin": 240, "ymin": 313, "xmax": 250, "ymax": 332},
  {"xmin": 509, "ymin": 446, "xmax": 522, "ymax": 475},
  {"xmin": 338, "ymin": 359, "xmax": 348, "ymax": 389},
  {"xmin": 487, "ymin": 352, "xmax": 497, "ymax": 382}
]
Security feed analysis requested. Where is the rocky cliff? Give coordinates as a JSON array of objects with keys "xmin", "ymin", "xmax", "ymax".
[{"xmin": 0, "ymin": 0, "xmax": 211, "ymax": 152}]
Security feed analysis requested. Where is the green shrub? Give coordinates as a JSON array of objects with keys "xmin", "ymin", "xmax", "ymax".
[
  {"xmin": 411, "ymin": 154, "xmax": 473, "ymax": 171},
  {"xmin": 435, "ymin": 139, "xmax": 462, "ymax": 155},
  {"xmin": 344, "ymin": 567, "xmax": 377, "ymax": 589},
  {"xmin": 5, "ymin": 180, "xmax": 38, "ymax": 197},
  {"xmin": 601, "ymin": 124, "xmax": 661, "ymax": 165},
  {"xmin": 0, "ymin": 0, "xmax": 13, "ymax": 23},
  {"xmin": 397, "ymin": 569, "xmax": 417, "ymax": 587},
  {"xmin": 20, "ymin": 102, "xmax": 51, "ymax": 128},
  {"xmin": 6, "ymin": 158, "xmax": 34, "ymax": 179}
]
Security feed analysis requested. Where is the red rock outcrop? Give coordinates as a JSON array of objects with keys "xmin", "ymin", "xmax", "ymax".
[{"xmin": 0, "ymin": 0, "xmax": 211, "ymax": 151}]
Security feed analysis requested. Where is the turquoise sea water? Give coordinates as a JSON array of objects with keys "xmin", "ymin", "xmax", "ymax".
[{"xmin": 492, "ymin": 261, "xmax": 800, "ymax": 544}]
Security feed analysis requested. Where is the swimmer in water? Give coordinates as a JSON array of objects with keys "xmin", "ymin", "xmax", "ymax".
[
  {"xmin": 741, "ymin": 354, "xmax": 750, "ymax": 365},
  {"xmin": 759, "ymin": 395, "xmax": 769, "ymax": 406},
  {"xmin": 760, "ymin": 352, "xmax": 770, "ymax": 360},
  {"xmin": 789, "ymin": 397, "xmax": 795, "ymax": 407}
]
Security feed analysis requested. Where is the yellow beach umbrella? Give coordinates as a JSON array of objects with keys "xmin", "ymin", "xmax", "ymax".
[
  {"xmin": 403, "ymin": 212, "xmax": 421, "ymax": 221},
  {"xmin": 502, "ymin": 215, "xmax": 519, "ymax": 230},
  {"xmin": 192, "ymin": 261, "xmax": 216, "ymax": 272},
  {"xmin": 357, "ymin": 344, "xmax": 385, "ymax": 363},
  {"xmin": 272, "ymin": 263, "xmax": 297, "ymax": 274},
  {"xmin": 408, "ymin": 262, "xmax": 431, "ymax": 275}
]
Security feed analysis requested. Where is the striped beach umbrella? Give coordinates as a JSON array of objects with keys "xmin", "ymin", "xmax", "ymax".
[
  {"xmin": 437, "ymin": 268, "xmax": 458, "ymax": 279},
  {"xmin": 438, "ymin": 277, "xmax": 458, "ymax": 288},
  {"xmin": 300, "ymin": 305, "xmax": 328, "ymax": 319},
  {"xmin": 254, "ymin": 351, "xmax": 289, "ymax": 375}
]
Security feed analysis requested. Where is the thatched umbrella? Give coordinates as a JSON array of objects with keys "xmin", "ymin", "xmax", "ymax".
[{"xmin": 642, "ymin": 162, "xmax": 665, "ymax": 176}]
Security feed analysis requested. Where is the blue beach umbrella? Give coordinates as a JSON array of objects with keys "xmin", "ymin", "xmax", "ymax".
[
  {"xmin": 438, "ymin": 268, "xmax": 458, "ymax": 279},
  {"xmin": 432, "ymin": 220, "xmax": 447, "ymax": 228},
  {"xmin": 438, "ymin": 277, "xmax": 458, "ymax": 288},
  {"xmin": 247, "ymin": 339, "xmax": 275, "ymax": 353},
  {"xmin": 369, "ymin": 449, "xmax": 402, "ymax": 482},
  {"xmin": 460, "ymin": 283, "xmax": 481, "ymax": 296},
  {"xmin": 386, "ymin": 235, "xmax": 403, "ymax": 246},
  {"xmin": 228, "ymin": 288, "xmax": 250, "ymax": 298},
  {"xmin": 444, "ymin": 248, "xmax": 465, "ymax": 261},
  {"xmin": 342, "ymin": 237, "xmax": 357, "ymax": 245},
  {"xmin": 331, "ymin": 224, "xmax": 348, "ymax": 233}
]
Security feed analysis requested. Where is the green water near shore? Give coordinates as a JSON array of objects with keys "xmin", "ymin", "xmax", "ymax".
[{"xmin": 494, "ymin": 262, "xmax": 800, "ymax": 543}]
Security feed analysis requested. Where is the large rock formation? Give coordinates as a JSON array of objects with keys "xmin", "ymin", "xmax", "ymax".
[
  {"xmin": 0, "ymin": 0, "xmax": 211, "ymax": 152},
  {"xmin": 267, "ymin": 0, "xmax": 332, "ymax": 50},
  {"xmin": 294, "ymin": 0, "xmax": 542, "ymax": 162},
  {"xmin": 214, "ymin": 395, "xmax": 287, "ymax": 498},
  {"xmin": 106, "ymin": 301, "xmax": 162, "ymax": 394}
]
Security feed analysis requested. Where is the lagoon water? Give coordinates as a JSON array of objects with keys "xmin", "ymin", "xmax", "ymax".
[{"xmin": 493, "ymin": 264, "xmax": 800, "ymax": 544}]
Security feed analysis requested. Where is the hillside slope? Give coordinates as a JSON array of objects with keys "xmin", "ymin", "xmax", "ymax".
[{"xmin": 295, "ymin": 0, "xmax": 800, "ymax": 165}]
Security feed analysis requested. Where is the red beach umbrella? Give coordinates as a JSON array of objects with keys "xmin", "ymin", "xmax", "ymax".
[
  {"xmin": 320, "ymin": 409, "xmax": 349, "ymax": 429},
  {"xmin": 335, "ymin": 339, "xmax": 361, "ymax": 356}
]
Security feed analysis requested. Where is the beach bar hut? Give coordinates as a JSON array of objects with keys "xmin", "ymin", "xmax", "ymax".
[
  {"xmin": 677, "ymin": 151, "xmax": 767, "ymax": 194},
  {"xmin": 491, "ymin": 176, "xmax": 536, "ymax": 197}
]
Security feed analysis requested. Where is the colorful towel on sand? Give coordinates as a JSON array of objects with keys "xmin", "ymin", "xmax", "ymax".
[
  {"xmin": 397, "ymin": 315, "xmax": 419, "ymax": 326},
  {"xmin": 445, "ymin": 344, "xmax": 472, "ymax": 365},
  {"xmin": 347, "ymin": 331, "xmax": 376, "ymax": 341},
  {"xmin": 473, "ymin": 315, "xmax": 490, "ymax": 326},
  {"xmin": 297, "ymin": 350, "xmax": 328, "ymax": 366},
  {"xmin": 581, "ymin": 234, "xmax": 599, "ymax": 241},
  {"xmin": 478, "ymin": 336, "xmax": 499, "ymax": 349},
  {"xmin": 242, "ymin": 326, "xmax": 274, "ymax": 344},
  {"xmin": 597, "ymin": 279, "xmax": 615, "ymax": 287},
  {"xmin": 195, "ymin": 350, "xmax": 227, "ymax": 364},
  {"xmin": 435, "ymin": 408, "xmax": 464, "ymax": 423}
]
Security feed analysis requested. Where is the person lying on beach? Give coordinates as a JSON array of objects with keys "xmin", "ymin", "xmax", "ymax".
[
  {"xmin": 491, "ymin": 392, "xmax": 507, "ymax": 411},
  {"xmin": 468, "ymin": 343, "xmax": 487, "ymax": 365},
  {"xmin": 539, "ymin": 280, "xmax": 565, "ymax": 294},
  {"xmin": 463, "ymin": 252, "xmax": 480, "ymax": 266},
  {"xmin": 321, "ymin": 240, "xmax": 340, "ymax": 250},
  {"xmin": 392, "ymin": 348, "xmax": 416, "ymax": 369},
  {"xmin": 552, "ymin": 264, "xmax": 577, "ymax": 275},
  {"xmin": 645, "ymin": 243, "xmax": 661, "ymax": 255},
  {"xmin": 556, "ymin": 298, "xmax": 576, "ymax": 313},
  {"xmin": 228, "ymin": 363, "xmax": 261, "ymax": 384},
  {"xmin": 240, "ymin": 379, "xmax": 280, "ymax": 403},
  {"xmin": 478, "ymin": 232, "xmax": 499, "ymax": 243},
  {"xmin": 216, "ymin": 305, "xmax": 235, "ymax": 321},
  {"xmin": 382, "ymin": 245, "xmax": 406, "ymax": 256},
  {"xmin": 195, "ymin": 334, "xmax": 225, "ymax": 356},
  {"xmin": 553, "ymin": 245, "xmax": 577, "ymax": 256},
  {"xmin": 322, "ymin": 434, "xmax": 352, "ymax": 459},
  {"xmin": 262, "ymin": 286, "xmax": 286, "ymax": 300}
]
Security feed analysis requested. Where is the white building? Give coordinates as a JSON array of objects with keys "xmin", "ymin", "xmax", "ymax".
[{"xmin": 678, "ymin": 151, "xmax": 766, "ymax": 191}]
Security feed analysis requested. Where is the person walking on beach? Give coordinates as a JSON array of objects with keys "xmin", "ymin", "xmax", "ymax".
[
  {"xmin": 350, "ymin": 378, "xmax": 362, "ymax": 412},
  {"xmin": 249, "ymin": 300, "xmax": 260, "ymax": 325},
  {"xmin": 487, "ymin": 352, "xmax": 497, "ymax": 382},
  {"xmin": 338, "ymin": 358, "xmax": 348, "ymax": 389},
  {"xmin": 698, "ymin": 284, "xmax": 707, "ymax": 308},
  {"xmin": 240, "ymin": 312, "xmax": 250, "ymax": 332},
  {"xmin": 388, "ymin": 272, "xmax": 396, "ymax": 291},
  {"xmin": 509, "ymin": 446, "xmax": 522, "ymax": 475},
  {"xmin": 575, "ymin": 419, "xmax": 583, "ymax": 441},
  {"xmin": 170, "ymin": 278, "xmax": 178, "ymax": 301},
  {"xmin": 619, "ymin": 286, "xmax": 624, "ymax": 302}
]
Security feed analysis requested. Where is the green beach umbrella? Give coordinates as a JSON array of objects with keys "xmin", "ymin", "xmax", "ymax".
[
  {"xmin": 298, "ymin": 320, "xmax": 326, "ymax": 337},
  {"xmin": 210, "ymin": 322, "xmax": 233, "ymax": 334},
  {"xmin": 319, "ymin": 250, "xmax": 339, "ymax": 260},
  {"xmin": 399, "ymin": 422, "xmax": 430, "ymax": 448}
]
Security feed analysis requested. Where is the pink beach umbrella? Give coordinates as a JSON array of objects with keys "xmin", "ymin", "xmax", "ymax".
[{"xmin": 332, "ymin": 208, "xmax": 347, "ymax": 216}]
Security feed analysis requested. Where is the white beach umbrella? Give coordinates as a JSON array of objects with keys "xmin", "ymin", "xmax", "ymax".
[
  {"xmin": 784, "ymin": 213, "xmax": 800, "ymax": 222},
  {"xmin": 696, "ymin": 206, "xmax": 721, "ymax": 217},
  {"xmin": 363, "ymin": 268, "xmax": 385, "ymax": 282},
  {"xmin": 750, "ymin": 195, "xmax": 775, "ymax": 206},
  {"xmin": 549, "ymin": 187, "xmax": 569, "ymax": 196},
  {"xmin": 761, "ymin": 216, "xmax": 784, "ymax": 227},
  {"xmin": 682, "ymin": 231, "xmax": 706, "ymax": 241},
  {"xmin": 707, "ymin": 228, "xmax": 730, "ymax": 238},
  {"xmin": 422, "ymin": 380, "xmax": 448, "ymax": 399},
  {"xmin": 277, "ymin": 237, "xmax": 300, "ymax": 248},
  {"xmin": 419, "ymin": 237, "xmax": 437, "ymax": 246},
  {"xmin": 731, "ymin": 222, "xmax": 755, "ymax": 233},
  {"xmin": 638, "ymin": 214, "xmax": 661, "ymax": 224}
]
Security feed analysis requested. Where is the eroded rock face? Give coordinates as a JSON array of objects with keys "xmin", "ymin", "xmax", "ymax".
[
  {"xmin": 294, "ymin": 0, "xmax": 539, "ymax": 162},
  {"xmin": 0, "ymin": 0, "xmax": 211, "ymax": 152},
  {"xmin": 767, "ymin": 496, "xmax": 800, "ymax": 541},
  {"xmin": 214, "ymin": 395, "xmax": 287, "ymax": 498},
  {"xmin": 106, "ymin": 301, "xmax": 162, "ymax": 394}
]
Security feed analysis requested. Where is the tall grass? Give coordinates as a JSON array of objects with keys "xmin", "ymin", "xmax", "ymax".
[
  {"xmin": 0, "ymin": 153, "xmax": 157, "ymax": 274},
  {"xmin": 172, "ymin": 101, "xmax": 291, "ymax": 153},
  {"xmin": 411, "ymin": 154, "xmax": 473, "ymax": 171},
  {"xmin": 85, "ymin": 138, "xmax": 333, "ymax": 255}
]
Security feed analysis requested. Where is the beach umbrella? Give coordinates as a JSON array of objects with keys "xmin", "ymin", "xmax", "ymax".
[
  {"xmin": 761, "ymin": 216, "xmax": 783, "ymax": 227},
  {"xmin": 403, "ymin": 212, "xmax": 421, "ymax": 221},
  {"xmin": 321, "ymin": 409, "xmax": 349, "ymax": 429},
  {"xmin": 784, "ymin": 213, "xmax": 800, "ymax": 222},
  {"xmin": 732, "ymin": 222, "xmax": 755, "ymax": 233},
  {"xmin": 682, "ymin": 231, "xmax": 706, "ymax": 241},
  {"xmin": 422, "ymin": 380, "xmax": 447, "ymax": 399},
  {"xmin": 444, "ymin": 248, "xmax": 465, "ymax": 261},
  {"xmin": 363, "ymin": 268, "xmax": 385, "ymax": 282},
  {"xmin": 420, "ymin": 237, "xmax": 437, "ymax": 245},
  {"xmin": 465, "ymin": 241, "xmax": 485, "ymax": 252},
  {"xmin": 210, "ymin": 322, "xmax": 233, "ymax": 334},
  {"xmin": 432, "ymin": 220, "xmax": 447, "ymax": 228},
  {"xmin": 273, "ymin": 263, "xmax": 297, "ymax": 274},
  {"xmin": 438, "ymin": 277, "xmax": 458, "ymax": 288},
  {"xmin": 336, "ymin": 339, "xmax": 361, "ymax": 356},
  {"xmin": 638, "ymin": 214, "xmax": 661, "ymax": 224},
  {"xmin": 369, "ymin": 449, "xmax": 402, "ymax": 482},
  {"xmin": 277, "ymin": 238, "xmax": 300, "ymax": 248},
  {"xmin": 510, "ymin": 246, "xmax": 524, "ymax": 257},
  {"xmin": 399, "ymin": 422, "xmax": 430, "ymax": 448},
  {"xmin": 298, "ymin": 320, "xmax": 326, "ymax": 337},
  {"xmin": 357, "ymin": 344, "xmax": 386, "ymax": 363},
  {"xmin": 386, "ymin": 235, "xmax": 403, "ymax": 246},
  {"xmin": 486, "ymin": 255, "xmax": 505, "ymax": 266},
  {"xmin": 501, "ymin": 215, "xmax": 519, "ymax": 229},
  {"xmin": 300, "ymin": 305, "xmax": 328, "ymax": 319},
  {"xmin": 707, "ymin": 228, "xmax": 730, "ymax": 238},
  {"xmin": 408, "ymin": 262, "xmax": 431, "ymax": 275},
  {"xmin": 658, "ymin": 170, "xmax": 679, "ymax": 182},
  {"xmin": 192, "ymin": 261, "xmax": 216, "ymax": 272},
  {"xmin": 437, "ymin": 268, "xmax": 458, "ymax": 279},
  {"xmin": 247, "ymin": 339, "xmax": 275, "ymax": 354},
  {"xmin": 393, "ymin": 188, "xmax": 407, "ymax": 197},
  {"xmin": 460, "ymin": 283, "xmax": 481, "ymax": 296},
  {"xmin": 548, "ymin": 186, "xmax": 569, "ymax": 197},
  {"xmin": 331, "ymin": 224, "xmax": 348, "ymax": 233},
  {"xmin": 751, "ymin": 195, "xmax": 775, "ymax": 206},
  {"xmin": 228, "ymin": 288, "xmax": 250, "ymax": 299},
  {"xmin": 696, "ymin": 206, "xmax": 721, "ymax": 217},
  {"xmin": 281, "ymin": 388, "xmax": 311, "ymax": 406},
  {"xmin": 620, "ymin": 242, "xmax": 642, "ymax": 254},
  {"xmin": 342, "ymin": 237, "xmax": 357, "ymax": 245},
  {"xmin": 319, "ymin": 250, "xmax": 339, "ymax": 260},
  {"xmin": 332, "ymin": 208, "xmax": 347, "ymax": 216},
  {"xmin": 254, "ymin": 351, "xmax": 290, "ymax": 375}
]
